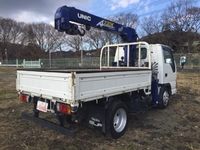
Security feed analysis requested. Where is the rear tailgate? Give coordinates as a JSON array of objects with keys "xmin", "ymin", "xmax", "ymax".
[{"xmin": 16, "ymin": 70, "xmax": 73, "ymax": 100}]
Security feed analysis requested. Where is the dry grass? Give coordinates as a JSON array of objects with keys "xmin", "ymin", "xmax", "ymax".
[
  {"xmin": 0, "ymin": 67, "xmax": 200, "ymax": 150},
  {"xmin": 178, "ymin": 71, "xmax": 200, "ymax": 95}
]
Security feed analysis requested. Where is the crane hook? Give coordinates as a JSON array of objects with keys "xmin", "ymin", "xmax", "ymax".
[{"xmin": 78, "ymin": 28, "xmax": 85, "ymax": 36}]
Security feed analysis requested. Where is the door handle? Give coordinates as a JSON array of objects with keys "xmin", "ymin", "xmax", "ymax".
[{"xmin": 165, "ymin": 73, "xmax": 168, "ymax": 77}]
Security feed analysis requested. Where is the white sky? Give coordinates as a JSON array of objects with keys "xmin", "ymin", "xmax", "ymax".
[
  {"xmin": 0, "ymin": 0, "xmax": 91, "ymax": 23},
  {"xmin": 0, "ymin": 0, "xmax": 199, "ymax": 24}
]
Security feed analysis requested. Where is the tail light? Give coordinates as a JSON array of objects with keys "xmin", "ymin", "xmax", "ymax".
[
  {"xmin": 20, "ymin": 94, "xmax": 30, "ymax": 102},
  {"xmin": 56, "ymin": 103, "xmax": 71, "ymax": 115}
]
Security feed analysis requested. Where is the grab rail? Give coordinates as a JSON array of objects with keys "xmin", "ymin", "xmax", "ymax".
[{"xmin": 100, "ymin": 42, "xmax": 151, "ymax": 70}]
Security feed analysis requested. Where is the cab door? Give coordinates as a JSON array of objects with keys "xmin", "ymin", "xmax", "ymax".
[{"xmin": 162, "ymin": 46, "xmax": 177, "ymax": 95}]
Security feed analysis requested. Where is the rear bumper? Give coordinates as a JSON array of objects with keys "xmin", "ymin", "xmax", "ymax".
[{"xmin": 21, "ymin": 112, "xmax": 76, "ymax": 138}]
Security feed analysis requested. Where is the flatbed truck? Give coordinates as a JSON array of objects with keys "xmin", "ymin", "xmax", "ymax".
[
  {"xmin": 17, "ymin": 41, "xmax": 176, "ymax": 138},
  {"xmin": 17, "ymin": 6, "xmax": 177, "ymax": 139}
]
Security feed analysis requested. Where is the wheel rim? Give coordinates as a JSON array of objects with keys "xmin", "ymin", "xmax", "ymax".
[
  {"xmin": 113, "ymin": 108, "xmax": 127, "ymax": 133},
  {"xmin": 163, "ymin": 91, "xmax": 169, "ymax": 106}
]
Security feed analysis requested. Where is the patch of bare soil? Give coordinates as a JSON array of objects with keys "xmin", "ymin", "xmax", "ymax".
[{"xmin": 0, "ymin": 67, "xmax": 199, "ymax": 150}]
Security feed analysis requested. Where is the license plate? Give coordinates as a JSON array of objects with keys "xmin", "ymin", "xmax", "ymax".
[{"xmin": 37, "ymin": 101, "xmax": 48, "ymax": 112}]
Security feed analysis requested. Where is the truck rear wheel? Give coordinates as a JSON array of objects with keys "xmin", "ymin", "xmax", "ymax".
[
  {"xmin": 106, "ymin": 101, "xmax": 128, "ymax": 139},
  {"xmin": 158, "ymin": 87, "xmax": 170, "ymax": 109}
]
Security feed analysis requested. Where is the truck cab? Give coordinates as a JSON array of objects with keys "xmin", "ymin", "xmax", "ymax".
[
  {"xmin": 113, "ymin": 43, "xmax": 177, "ymax": 96},
  {"xmin": 151, "ymin": 44, "xmax": 177, "ymax": 95}
]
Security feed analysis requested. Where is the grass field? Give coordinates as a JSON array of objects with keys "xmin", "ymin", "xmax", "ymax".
[{"xmin": 0, "ymin": 67, "xmax": 199, "ymax": 150}]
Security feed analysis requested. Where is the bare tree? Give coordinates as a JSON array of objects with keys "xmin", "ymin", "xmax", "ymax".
[
  {"xmin": 22, "ymin": 24, "xmax": 36, "ymax": 45},
  {"xmin": 0, "ymin": 17, "xmax": 68, "ymax": 60},
  {"xmin": 186, "ymin": 7, "xmax": 200, "ymax": 33},
  {"xmin": 22, "ymin": 23, "xmax": 66, "ymax": 58},
  {"xmin": 0, "ymin": 18, "xmax": 24, "ymax": 60},
  {"xmin": 43, "ymin": 24, "xmax": 66, "ymax": 53},
  {"xmin": 141, "ymin": 15, "xmax": 162, "ymax": 35},
  {"xmin": 162, "ymin": 0, "xmax": 198, "ymax": 50},
  {"xmin": 160, "ymin": 0, "xmax": 199, "ymax": 52},
  {"xmin": 65, "ymin": 35, "xmax": 83, "ymax": 56},
  {"xmin": 140, "ymin": 0, "xmax": 200, "ymax": 52},
  {"xmin": 84, "ymin": 12, "xmax": 138, "ymax": 51},
  {"xmin": 113, "ymin": 12, "xmax": 138, "ymax": 28},
  {"xmin": 185, "ymin": 7, "xmax": 200, "ymax": 52},
  {"xmin": 84, "ymin": 28, "xmax": 105, "ymax": 50},
  {"xmin": 161, "ymin": 0, "xmax": 197, "ymax": 32}
]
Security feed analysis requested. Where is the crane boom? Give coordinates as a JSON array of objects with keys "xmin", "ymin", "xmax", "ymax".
[{"xmin": 54, "ymin": 6, "xmax": 137, "ymax": 42}]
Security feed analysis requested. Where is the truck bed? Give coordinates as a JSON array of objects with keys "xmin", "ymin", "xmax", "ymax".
[{"xmin": 16, "ymin": 68, "xmax": 152, "ymax": 106}]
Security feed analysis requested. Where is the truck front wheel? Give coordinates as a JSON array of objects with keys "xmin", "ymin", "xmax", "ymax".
[
  {"xmin": 158, "ymin": 87, "xmax": 170, "ymax": 109},
  {"xmin": 106, "ymin": 101, "xmax": 128, "ymax": 139}
]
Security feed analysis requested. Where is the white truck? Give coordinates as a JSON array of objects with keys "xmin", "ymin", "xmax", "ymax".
[{"xmin": 17, "ymin": 42, "xmax": 177, "ymax": 139}]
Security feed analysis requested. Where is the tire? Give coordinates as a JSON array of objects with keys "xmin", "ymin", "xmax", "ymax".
[
  {"xmin": 158, "ymin": 87, "xmax": 170, "ymax": 109},
  {"xmin": 106, "ymin": 101, "xmax": 129, "ymax": 139}
]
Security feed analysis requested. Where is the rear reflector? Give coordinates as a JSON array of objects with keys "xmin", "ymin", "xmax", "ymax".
[
  {"xmin": 56, "ymin": 103, "xmax": 71, "ymax": 115},
  {"xmin": 20, "ymin": 94, "xmax": 30, "ymax": 102}
]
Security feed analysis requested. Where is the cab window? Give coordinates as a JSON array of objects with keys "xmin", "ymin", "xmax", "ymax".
[
  {"xmin": 135, "ymin": 48, "xmax": 147, "ymax": 59},
  {"xmin": 162, "ymin": 46, "xmax": 175, "ymax": 72}
]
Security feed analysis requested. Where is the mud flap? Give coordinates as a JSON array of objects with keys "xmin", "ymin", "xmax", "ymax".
[{"xmin": 86, "ymin": 106, "xmax": 106, "ymax": 133}]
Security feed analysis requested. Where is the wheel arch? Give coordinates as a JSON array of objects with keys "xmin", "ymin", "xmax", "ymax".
[
  {"xmin": 159, "ymin": 83, "xmax": 172, "ymax": 96},
  {"xmin": 104, "ymin": 93, "xmax": 132, "ymax": 111}
]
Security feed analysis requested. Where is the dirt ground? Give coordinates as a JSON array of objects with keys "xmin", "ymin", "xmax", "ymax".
[{"xmin": 0, "ymin": 67, "xmax": 199, "ymax": 150}]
